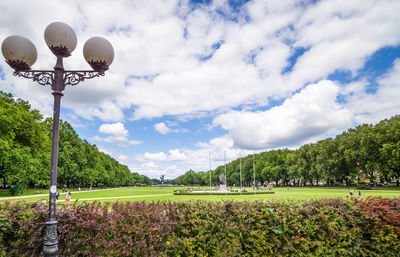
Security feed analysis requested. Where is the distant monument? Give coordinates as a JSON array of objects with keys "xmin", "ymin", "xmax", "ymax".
[
  {"xmin": 159, "ymin": 174, "xmax": 165, "ymax": 189},
  {"xmin": 219, "ymin": 173, "xmax": 226, "ymax": 185},
  {"xmin": 216, "ymin": 172, "xmax": 228, "ymax": 192}
]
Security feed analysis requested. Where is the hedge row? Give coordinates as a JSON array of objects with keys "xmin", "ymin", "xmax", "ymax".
[{"xmin": 1, "ymin": 197, "xmax": 399, "ymax": 256}]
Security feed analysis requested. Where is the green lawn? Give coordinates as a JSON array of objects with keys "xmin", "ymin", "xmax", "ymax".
[
  {"xmin": 0, "ymin": 188, "xmax": 48, "ymax": 197},
  {"xmin": 1, "ymin": 186, "xmax": 399, "ymax": 203}
]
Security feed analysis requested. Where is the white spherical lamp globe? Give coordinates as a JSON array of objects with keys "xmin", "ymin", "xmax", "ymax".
[
  {"xmin": 44, "ymin": 22, "xmax": 77, "ymax": 57},
  {"xmin": 83, "ymin": 37, "xmax": 114, "ymax": 72},
  {"xmin": 1, "ymin": 35, "xmax": 37, "ymax": 71}
]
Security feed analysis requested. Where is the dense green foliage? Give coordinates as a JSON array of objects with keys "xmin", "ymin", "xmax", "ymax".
[
  {"xmin": 7, "ymin": 184, "xmax": 26, "ymax": 196},
  {"xmin": 0, "ymin": 91, "xmax": 150, "ymax": 189},
  {"xmin": 0, "ymin": 197, "xmax": 399, "ymax": 256},
  {"xmin": 174, "ymin": 115, "xmax": 400, "ymax": 187}
]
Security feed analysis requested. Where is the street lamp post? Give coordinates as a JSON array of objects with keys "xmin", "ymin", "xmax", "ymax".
[{"xmin": 1, "ymin": 22, "xmax": 114, "ymax": 256}]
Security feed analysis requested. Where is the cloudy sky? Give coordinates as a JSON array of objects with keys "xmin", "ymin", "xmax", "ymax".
[{"xmin": 1, "ymin": 0, "xmax": 400, "ymax": 179}]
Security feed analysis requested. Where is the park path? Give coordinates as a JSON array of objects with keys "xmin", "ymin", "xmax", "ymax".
[
  {"xmin": 56, "ymin": 193, "xmax": 173, "ymax": 202},
  {"xmin": 0, "ymin": 187, "xmax": 126, "ymax": 200},
  {"xmin": 1, "ymin": 191, "xmax": 173, "ymax": 202}
]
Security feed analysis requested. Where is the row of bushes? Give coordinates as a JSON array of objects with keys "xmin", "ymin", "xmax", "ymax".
[{"xmin": 1, "ymin": 197, "xmax": 399, "ymax": 256}]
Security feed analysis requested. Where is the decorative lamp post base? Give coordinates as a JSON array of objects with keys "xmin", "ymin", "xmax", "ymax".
[{"xmin": 43, "ymin": 219, "xmax": 58, "ymax": 257}]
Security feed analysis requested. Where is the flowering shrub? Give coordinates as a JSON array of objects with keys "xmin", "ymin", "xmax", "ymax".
[{"xmin": 1, "ymin": 197, "xmax": 399, "ymax": 256}]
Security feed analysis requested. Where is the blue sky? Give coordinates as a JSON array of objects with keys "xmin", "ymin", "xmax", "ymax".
[{"xmin": 1, "ymin": 0, "xmax": 400, "ymax": 178}]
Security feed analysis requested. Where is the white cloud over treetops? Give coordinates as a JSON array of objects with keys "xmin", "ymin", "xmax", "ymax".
[{"xmin": 213, "ymin": 80, "xmax": 353, "ymax": 149}]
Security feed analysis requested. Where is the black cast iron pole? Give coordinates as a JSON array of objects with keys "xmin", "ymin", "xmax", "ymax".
[
  {"xmin": 11, "ymin": 66, "xmax": 105, "ymax": 257},
  {"xmin": 43, "ymin": 56, "xmax": 65, "ymax": 257}
]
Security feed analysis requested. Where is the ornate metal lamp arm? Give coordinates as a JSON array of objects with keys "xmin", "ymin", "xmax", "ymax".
[
  {"xmin": 64, "ymin": 70, "xmax": 105, "ymax": 86},
  {"xmin": 13, "ymin": 70, "xmax": 55, "ymax": 87},
  {"xmin": 13, "ymin": 70, "xmax": 105, "ymax": 89}
]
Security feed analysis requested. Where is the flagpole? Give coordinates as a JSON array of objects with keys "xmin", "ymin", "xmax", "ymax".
[
  {"xmin": 239, "ymin": 151, "xmax": 242, "ymax": 195},
  {"xmin": 253, "ymin": 153, "xmax": 256, "ymax": 195},
  {"xmin": 224, "ymin": 151, "xmax": 227, "ymax": 187},
  {"xmin": 209, "ymin": 151, "xmax": 212, "ymax": 195}
]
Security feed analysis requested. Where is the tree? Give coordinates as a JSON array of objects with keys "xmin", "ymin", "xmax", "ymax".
[
  {"xmin": 0, "ymin": 91, "xmax": 142, "ymax": 189},
  {"xmin": 0, "ymin": 91, "xmax": 50, "ymax": 188},
  {"xmin": 376, "ymin": 116, "xmax": 400, "ymax": 185}
]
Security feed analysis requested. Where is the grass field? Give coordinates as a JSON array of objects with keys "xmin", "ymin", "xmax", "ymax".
[{"xmin": 1, "ymin": 186, "xmax": 399, "ymax": 203}]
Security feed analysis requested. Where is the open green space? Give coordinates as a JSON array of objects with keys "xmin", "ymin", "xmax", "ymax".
[{"xmin": 1, "ymin": 186, "xmax": 399, "ymax": 203}]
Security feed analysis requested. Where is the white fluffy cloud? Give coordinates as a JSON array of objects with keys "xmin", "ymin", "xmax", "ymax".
[
  {"xmin": 154, "ymin": 122, "xmax": 172, "ymax": 135},
  {"xmin": 287, "ymin": 0, "xmax": 400, "ymax": 87},
  {"xmin": 154, "ymin": 122, "xmax": 187, "ymax": 134},
  {"xmin": 128, "ymin": 162, "xmax": 182, "ymax": 179},
  {"xmin": 138, "ymin": 149, "xmax": 187, "ymax": 162},
  {"xmin": 95, "ymin": 122, "xmax": 141, "ymax": 146},
  {"xmin": 93, "ymin": 135, "xmax": 141, "ymax": 145},
  {"xmin": 1, "ymin": 0, "xmax": 399, "ymax": 123},
  {"xmin": 134, "ymin": 134, "xmax": 249, "ymax": 174},
  {"xmin": 117, "ymin": 154, "xmax": 128, "ymax": 162},
  {"xmin": 345, "ymin": 58, "xmax": 400, "ymax": 124},
  {"xmin": 99, "ymin": 122, "xmax": 128, "ymax": 136},
  {"xmin": 213, "ymin": 80, "xmax": 353, "ymax": 149}
]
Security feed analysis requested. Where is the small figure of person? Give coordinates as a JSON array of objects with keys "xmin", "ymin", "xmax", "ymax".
[
  {"xmin": 66, "ymin": 192, "xmax": 71, "ymax": 206},
  {"xmin": 350, "ymin": 190, "xmax": 354, "ymax": 196},
  {"xmin": 56, "ymin": 191, "xmax": 60, "ymax": 200},
  {"xmin": 358, "ymin": 191, "xmax": 362, "ymax": 198}
]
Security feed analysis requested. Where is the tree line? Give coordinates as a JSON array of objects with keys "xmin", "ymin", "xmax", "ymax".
[
  {"xmin": 0, "ymin": 91, "xmax": 151, "ymax": 188},
  {"xmin": 173, "ymin": 115, "xmax": 400, "ymax": 187}
]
